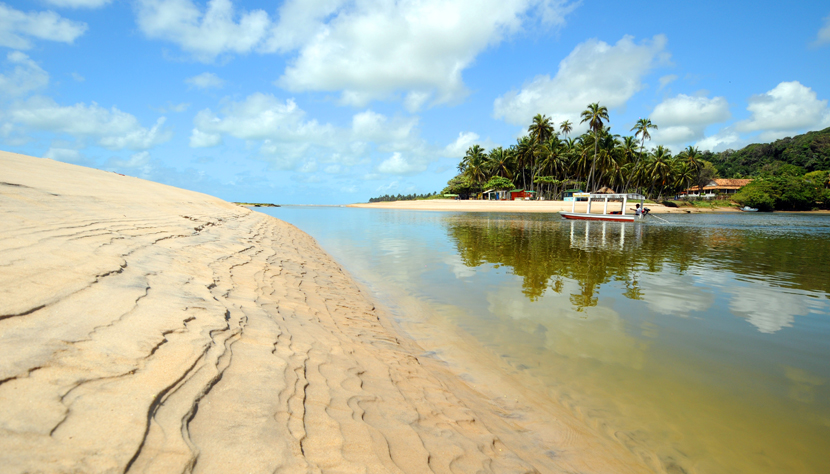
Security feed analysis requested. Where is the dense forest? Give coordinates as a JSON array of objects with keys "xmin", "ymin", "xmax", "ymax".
[
  {"xmin": 443, "ymin": 104, "xmax": 717, "ymax": 201},
  {"xmin": 706, "ymin": 127, "xmax": 830, "ymax": 178}
]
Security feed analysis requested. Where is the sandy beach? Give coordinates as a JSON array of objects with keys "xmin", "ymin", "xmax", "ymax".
[
  {"xmin": 0, "ymin": 151, "xmax": 660, "ymax": 473},
  {"xmin": 349, "ymin": 199, "xmax": 736, "ymax": 214}
]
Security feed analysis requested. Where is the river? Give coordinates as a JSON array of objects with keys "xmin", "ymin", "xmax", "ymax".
[{"xmin": 266, "ymin": 207, "xmax": 830, "ymax": 473}]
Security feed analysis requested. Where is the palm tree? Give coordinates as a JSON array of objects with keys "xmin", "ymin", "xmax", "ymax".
[
  {"xmin": 514, "ymin": 136, "xmax": 534, "ymax": 190},
  {"xmin": 462, "ymin": 145, "xmax": 488, "ymax": 191},
  {"xmin": 559, "ymin": 120, "xmax": 573, "ymax": 136},
  {"xmin": 528, "ymin": 114, "xmax": 555, "ymax": 195},
  {"xmin": 678, "ymin": 145, "xmax": 702, "ymax": 172},
  {"xmin": 459, "ymin": 144, "xmax": 485, "ymax": 173},
  {"xmin": 580, "ymin": 102, "xmax": 609, "ymax": 192},
  {"xmin": 646, "ymin": 145, "xmax": 673, "ymax": 199},
  {"xmin": 628, "ymin": 118, "xmax": 658, "ymax": 192},
  {"xmin": 631, "ymin": 118, "xmax": 658, "ymax": 161},
  {"xmin": 486, "ymin": 147, "xmax": 513, "ymax": 180}
]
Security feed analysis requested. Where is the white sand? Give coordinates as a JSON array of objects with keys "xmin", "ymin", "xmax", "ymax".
[{"xmin": 0, "ymin": 151, "xmax": 655, "ymax": 473}]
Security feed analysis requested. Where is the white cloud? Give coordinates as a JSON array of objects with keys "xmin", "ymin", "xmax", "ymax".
[
  {"xmin": 377, "ymin": 152, "xmax": 427, "ymax": 174},
  {"xmin": 275, "ymin": 0, "xmax": 580, "ymax": 109},
  {"xmin": 0, "ymin": 3, "xmax": 87, "ymax": 49},
  {"xmin": 43, "ymin": 147, "xmax": 83, "ymax": 162},
  {"xmin": 352, "ymin": 110, "xmax": 418, "ymax": 144},
  {"xmin": 443, "ymin": 131, "xmax": 480, "ymax": 158},
  {"xmin": 650, "ymin": 94, "xmax": 731, "ymax": 146},
  {"xmin": 70, "ymin": 71, "xmax": 84, "ymax": 82},
  {"xmin": 695, "ymin": 128, "xmax": 741, "ymax": 152},
  {"xmin": 812, "ymin": 15, "xmax": 830, "ymax": 47},
  {"xmin": 42, "ymin": 0, "xmax": 111, "ymax": 8},
  {"xmin": 0, "ymin": 51, "xmax": 49, "ymax": 98},
  {"xmin": 106, "ymin": 151, "xmax": 154, "ymax": 178},
  {"xmin": 9, "ymin": 96, "xmax": 172, "ymax": 150},
  {"xmin": 192, "ymin": 93, "xmax": 331, "ymax": 142},
  {"xmin": 189, "ymin": 127, "xmax": 221, "ymax": 147},
  {"xmin": 494, "ymin": 34, "xmax": 670, "ymax": 126},
  {"xmin": 188, "ymin": 92, "xmax": 450, "ymax": 178},
  {"xmin": 185, "ymin": 72, "xmax": 225, "ymax": 89},
  {"xmin": 135, "ymin": 0, "xmax": 272, "ymax": 62},
  {"xmin": 734, "ymin": 81, "xmax": 830, "ymax": 141}
]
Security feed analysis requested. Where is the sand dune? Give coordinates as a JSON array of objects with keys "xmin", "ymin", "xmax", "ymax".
[{"xmin": 0, "ymin": 151, "xmax": 653, "ymax": 473}]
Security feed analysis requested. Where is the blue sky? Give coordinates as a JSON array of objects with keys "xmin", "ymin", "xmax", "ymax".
[{"xmin": 1, "ymin": 0, "xmax": 829, "ymax": 204}]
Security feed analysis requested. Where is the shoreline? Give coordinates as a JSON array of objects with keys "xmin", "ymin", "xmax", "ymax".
[
  {"xmin": 1, "ymin": 151, "xmax": 653, "ymax": 473},
  {"xmin": 348, "ymin": 199, "xmax": 739, "ymax": 214},
  {"xmin": 349, "ymin": 199, "xmax": 830, "ymax": 215}
]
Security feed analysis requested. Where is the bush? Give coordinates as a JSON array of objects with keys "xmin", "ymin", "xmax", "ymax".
[{"xmin": 733, "ymin": 186, "xmax": 775, "ymax": 212}]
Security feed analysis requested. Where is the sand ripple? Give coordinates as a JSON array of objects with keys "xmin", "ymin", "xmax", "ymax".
[{"xmin": 0, "ymin": 151, "xmax": 652, "ymax": 473}]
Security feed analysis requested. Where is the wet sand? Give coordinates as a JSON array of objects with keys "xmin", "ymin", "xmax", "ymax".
[
  {"xmin": 349, "ymin": 199, "xmax": 737, "ymax": 214},
  {"xmin": 0, "ymin": 151, "xmax": 655, "ymax": 473}
]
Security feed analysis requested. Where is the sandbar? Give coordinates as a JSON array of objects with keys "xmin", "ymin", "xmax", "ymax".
[{"xmin": 1, "ymin": 151, "xmax": 656, "ymax": 473}]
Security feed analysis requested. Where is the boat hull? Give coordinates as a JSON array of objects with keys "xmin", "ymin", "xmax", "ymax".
[{"xmin": 559, "ymin": 212, "xmax": 638, "ymax": 222}]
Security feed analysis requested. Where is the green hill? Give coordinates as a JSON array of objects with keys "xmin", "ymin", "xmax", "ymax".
[{"xmin": 704, "ymin": 127, "xmax": 830, "ymax": 178}]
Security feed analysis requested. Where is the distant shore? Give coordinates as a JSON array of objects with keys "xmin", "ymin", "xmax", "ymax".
[{"xmin": 349, "ymin": 199, "xmax": 738, "ymax": 214}]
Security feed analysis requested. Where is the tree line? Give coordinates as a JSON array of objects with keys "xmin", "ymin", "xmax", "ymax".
[
  {"xmin": 444, "ymin": 103, "xmax": 718, "ymax": 200},
  {"xmin": 368, "ymin": 192, "xmax": 438, "ymax": 202}
]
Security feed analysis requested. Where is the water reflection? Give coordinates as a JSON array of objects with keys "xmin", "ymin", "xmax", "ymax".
[
  {"xmin": 269, "ymin": 207, "xmax": 830, "ymax": 473},
  {"xmin": 444, "ymin": 213, "xmax": 830, "ymax": 330}
]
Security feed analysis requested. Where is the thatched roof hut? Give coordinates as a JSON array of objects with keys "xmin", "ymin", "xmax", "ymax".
[{"xmin": 595, "ymin": 186, "xmax": 615, "ymax": 194}]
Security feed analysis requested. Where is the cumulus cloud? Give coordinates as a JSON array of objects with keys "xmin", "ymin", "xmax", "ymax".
[
  {"xmin": 443, "ymin": 131, "xmax": 480, "ymax": 158},
  {"xmin": 189, "ymin": 92, "xmax": 436, "ymax": 173},
  {"xmin": 191, "ymin": 93, "xmax": 331, "ymax": 143},
  {"xmin": 734, "ymin": 81, "xmax": 830, "ymax": 141},
  {"xmin": 189, "ymin": 128, "xmax": 221, "ymax": 147},
  {"xmin": 494, "ymin": 34, "xmax": 670, "ymax": 126},
  {"xmin": 185, "ymin": 72, "xmax": 225, "ymax": 89},
  {"xmin": 813, "ymin": 15, "xmax": 830, "ymax": 47},
  {"xmin": 352, "ymin": 110, "xmax": 418, "ymax": 144},
  {"xmin": 0, "ymin": 51, "xmax": 49, "ymax": 98},
  {"xmin": 695, "ymin": 129, "xmax": 741, "ymax": 152},
  {"xmin": 377, "ymin": 152, "xmax": 427, "ymax": 174},
  {"xmin": 42, "ymin": 0, "xmax": 111, "ymax": 8},
  {"xmin": 135, "ymin": 0, "xmax": 271, "ymax": 62},
  {"xmin": 650, "ymin": 94, "xmax": 731, "ymax": 146},
  {"xmin": 9, "ymin": 96, "xmax": 172, "ymax": 150},
  {"xmin": 0, "ymin": 3, "xmax": 87, "ymax": 49},
  {"xmin": 274, "ymin": 0, "xmax": 580, "ymax": 109}
]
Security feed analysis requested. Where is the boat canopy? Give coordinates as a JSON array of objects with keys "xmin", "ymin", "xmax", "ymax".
[{"xmin": 569, "ymin": 192, "xmax": 646, "ymax": 215}]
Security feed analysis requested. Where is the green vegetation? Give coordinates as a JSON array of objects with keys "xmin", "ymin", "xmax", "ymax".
[
  {"xmin": 368, "ymin": 192, "xmax": 439, "ymax": 202},
  {"xmin": 706, "ymin": 127, "xmax": 830, "ymax": 178},
  {"xmin": 446, "ymin": 103, "xmax": 708, "ymax": 200},
  {"xmin": 733, "ymin": 171, "xmax": 830, "ymax": 211},
  {"xmin": 444, "ymin": 214, "xmax": 830, "ymax": 305},
  {"xmin": 234, "ymin": 202, "xmax": 280, "ymax": 207}
]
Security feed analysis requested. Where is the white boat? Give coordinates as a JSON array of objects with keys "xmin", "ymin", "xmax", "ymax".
[
  {"xmin": 739, "ymin": 206, "xmax": 758, "ymax": 212},
  {"xmin": 560, "ymin": 192, "xmax": 647, "ymax": 222}
]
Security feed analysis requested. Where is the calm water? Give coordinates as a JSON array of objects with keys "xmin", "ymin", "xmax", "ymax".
[{"xmin": 265, "ymin": 207, "xmax": 830, "ymax": 473}]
